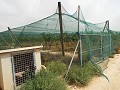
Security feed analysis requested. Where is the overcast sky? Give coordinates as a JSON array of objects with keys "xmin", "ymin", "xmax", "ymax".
[{"xmin": 0, "ymin": 0, "xmax": 120, "ymax": 32}]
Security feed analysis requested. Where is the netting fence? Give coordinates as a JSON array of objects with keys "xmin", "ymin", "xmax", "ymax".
[{"xmin": 0, "ymin": 5, "xmax": 112, "ymax": 80}]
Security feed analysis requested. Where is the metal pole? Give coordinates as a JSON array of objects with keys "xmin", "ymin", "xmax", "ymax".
[
  {"xmin": 109, "ymin": 34, "xmax": 112, "ymax": 54},
  {"xmin": 78, "ymin": 5, "xmax": 82, "ymax": 66},
  {"xmin": 78, "ymin": 5, "xmax": 80, "ymax": 63},
  {"xmin": 65, "ymin": 40, "xmax": 80, "ymax": 78},
  {"xmin": 100, "ymin": 34, "xmax": 103, "ymax": 60},
  {"xmin": 0, "ymin": 35, "xmax": 11, "ymax": 48},
  {"xmin": 58, "ymin": 2, "xmax": 65, "ymax": 56},
  {"xmin": 19, "ymin": 26, "xmax": 25, "ymax": 36},
  {"xmin": 101, "ymin": 21, "xmax": 107, "ymax": 60},
  {"xmin": 8, "ymin": 27, "xmax": 23, "ymax": 48},
  {"xmin": 107, "ymin": 20, "xmax": 112, "ymax": 54}
]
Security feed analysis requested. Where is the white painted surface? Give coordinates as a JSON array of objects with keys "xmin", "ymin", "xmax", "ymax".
[
  {"xmin": 34, "ymin": 49, "xmax": 41, "ymax": 73},
  {"xmin": 0, "ymin": 53, "xmax": 14, "ymax": 90},
  {"xmin": 0, "ymin": 46, "xmax": 42, "ymax": 90},
  {"xmin": 0, "ymin": 46, "xmax": 43, "ymax": 54}
]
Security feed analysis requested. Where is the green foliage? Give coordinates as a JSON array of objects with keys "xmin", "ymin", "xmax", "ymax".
[
  {"xmin": 66, "ymin": 61, "xmax": 100, "ymax": 86},
  {"xmin": 112, "ymin": 33, "xmax": 120, "ymax": 51},
  {"xmin": 20, "ymin": 70, "xmax": 67, "ymax": 90},
  {"xmin": 46, "ymin": 60, "xmax": 67, "ymax": 76},
  {"xmin": 41, "ymin": 52, "xmax": 75, "ymax": 65}
]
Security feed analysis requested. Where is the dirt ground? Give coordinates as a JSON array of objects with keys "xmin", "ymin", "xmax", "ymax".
[{"xmin": 68, "ymin": 54, "xmax": 120, "ymax": 90}]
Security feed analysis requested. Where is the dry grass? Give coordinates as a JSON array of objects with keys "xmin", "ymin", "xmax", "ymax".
[{"xmin": 115, "ymin": 46, "xmax": 120, "ymax": 54}]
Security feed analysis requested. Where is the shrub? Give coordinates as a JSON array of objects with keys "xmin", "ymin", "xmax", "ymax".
[
  {"xmin": 66, "ymin": 61, "xmax": 100, "ymax": 86},
  {"xmin": 20, "ymin": 70, "xmax": 67, "ymax": 90},
  {"xmin": 115, "ymin": 46, "xmax": 120, "ymax": 54},
  {"xmin": 41, "ymin": 52, "xmax": 63, "ymax": 64},
  {"xmin": 41, "ymin": 52, "xmax": 78, "ymax": 65},
  {"xmin": 46, "ymin": 60, "xmax": 67, "ymax": 76},
  {"xmin": 109, "ymin": 54, "xmax": 114, "ymax": 58}
]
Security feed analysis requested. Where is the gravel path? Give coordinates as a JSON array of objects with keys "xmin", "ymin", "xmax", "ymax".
[{"xmin": 68, "ymin": 54, "xmax": 120, "ymax": 90}]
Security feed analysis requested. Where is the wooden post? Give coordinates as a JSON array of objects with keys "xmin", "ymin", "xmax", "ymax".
[{"xmin": 58, "ymin": 2, "xmax": 65, "ymax": 56}]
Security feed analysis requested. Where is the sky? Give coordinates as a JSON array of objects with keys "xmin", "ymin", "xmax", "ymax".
[{"xmin": 0, "ymin": 0, "xmax": 120, "ymax": 32}]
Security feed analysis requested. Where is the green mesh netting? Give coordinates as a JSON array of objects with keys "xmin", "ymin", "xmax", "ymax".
[{"xmin": 0, "ymin": 6, "xmax": 111, "ymax": 73}]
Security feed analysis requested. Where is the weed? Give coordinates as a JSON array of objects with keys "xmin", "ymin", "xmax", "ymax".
[
  {"xmin": 66, "ymin": 61, "xmax": 100, "ymax": 86},
  {"xmin": 20, "ymin": 70, "xmax": 67, "ymax": 90}
]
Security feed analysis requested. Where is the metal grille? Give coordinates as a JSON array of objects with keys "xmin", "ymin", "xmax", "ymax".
[{"xmin": 13, "ymin": 51, "xmax": 35, "ymax": 86}]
